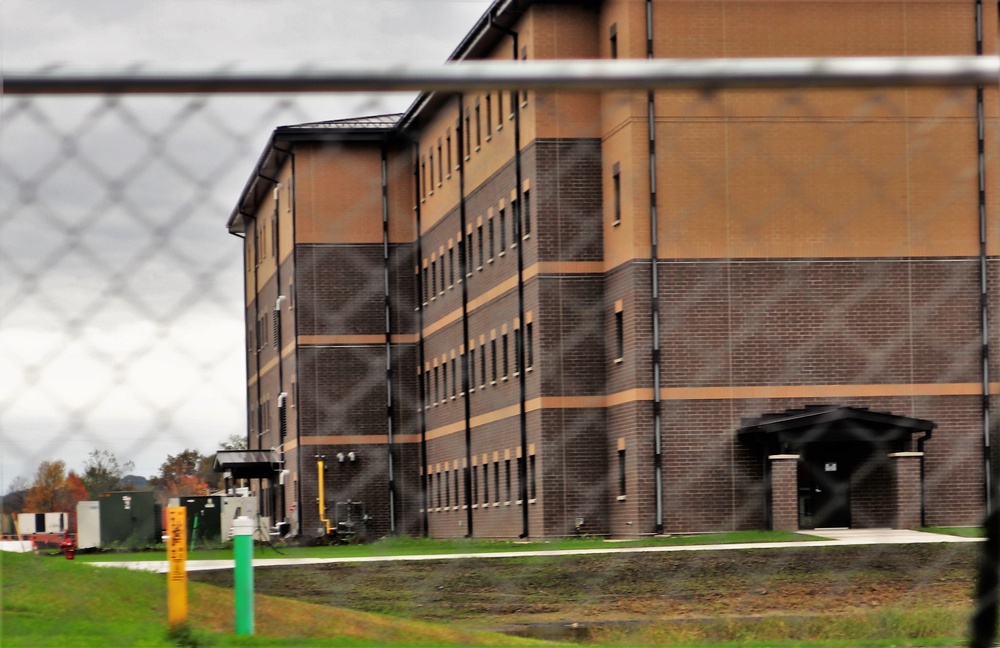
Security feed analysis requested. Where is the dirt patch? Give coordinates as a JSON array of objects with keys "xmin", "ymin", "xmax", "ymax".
[{"xmin": 189, "ymin": 543, "xmax": 978, "ymax": 628}]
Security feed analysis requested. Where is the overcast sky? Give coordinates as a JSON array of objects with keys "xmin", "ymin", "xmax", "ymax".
[{"xmin": 0, "ymin": 0, "xmax": 493, "ymax": 490}]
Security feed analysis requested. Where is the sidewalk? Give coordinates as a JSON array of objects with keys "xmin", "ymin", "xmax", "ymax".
[{"xmin": 88, "ymin": 528, "xmax": 983, "ymax": 574}]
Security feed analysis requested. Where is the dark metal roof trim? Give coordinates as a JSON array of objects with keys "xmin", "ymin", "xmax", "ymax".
[
  {"xmin": 214, "ymin": 449, "xmax": 281, "ymax": 479},
  {"xmin": 737, "ymin": 405, "xmax": 937, "ymax": 445}
]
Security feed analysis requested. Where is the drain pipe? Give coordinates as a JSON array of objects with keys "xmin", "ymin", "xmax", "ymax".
[
  {"xmin": 645, "ymin": 0, "xmax": 665, "ymax": 535},
  {"xmin": 975, "ymin": 0, "xmax": 992, "ymax": 512},
  {"xmin": 457, "ymin": 95, "xmax": 475, "ymax": 538},
  {"xmin": 413, "ymin": 142, "xmax": 430, "ymax": 536},
  {"xmin": 489, "ymin": 9, "xmax": 529, "ymax": 540},
  {"xmin": 380, "ymin": 143, "xmax": 398, "ymax": 534}
]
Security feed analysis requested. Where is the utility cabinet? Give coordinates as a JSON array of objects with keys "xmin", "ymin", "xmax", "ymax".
[
  {"xmin": 76, "ymin": 501, "xmax": 101, "ymax": 548},
  {"xmin": 98, "ymin": 491, "xmax": 158, "ymax": 546}
]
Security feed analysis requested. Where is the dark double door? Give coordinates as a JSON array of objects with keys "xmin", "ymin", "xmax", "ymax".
[{"xmin": 797, "ymin": 445, "xmax": 856, "ymax": 529}]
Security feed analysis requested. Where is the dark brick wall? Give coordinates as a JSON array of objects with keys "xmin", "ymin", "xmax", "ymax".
[{"xmin": 296, "ymin": 244, "xmax": 385, "ymax": 336}]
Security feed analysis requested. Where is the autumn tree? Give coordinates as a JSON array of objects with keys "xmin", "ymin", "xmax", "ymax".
[
  {"xmin": 150, "ymin": 449, "xmax": 209, "ymax": 504},
  {"xmin": 80, "ymin": 449, "xmax": 135, "ymax": 498},
  {"xmin": 24, "ymin": 460, "xmax": 67, "ymax": 512}
]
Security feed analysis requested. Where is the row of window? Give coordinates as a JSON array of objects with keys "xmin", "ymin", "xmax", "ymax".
[
  {"xmin": 426, "ymin": 454, "xmax": 537, "ymax": 512},
  {"xmin": 421, "ymin": 321, "xmax": 534, "ymax": 408},
  {"xmin": 247, "ymin": 212, "xmax": 280, "ymax": 269},
  {"xmin": 250, "ymin": 386, "xmax": 295, "ymax": 439},
  {"xmin": 419, "ymin": 86, "xmax": 529, "ymax": 201},
  {"xmin": 420, "ymin": 190, "xmax": 531, "ymax": 305}
]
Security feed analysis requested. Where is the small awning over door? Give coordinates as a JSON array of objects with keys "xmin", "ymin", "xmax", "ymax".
[
  {"xmin": 737, "ymin": 405, "xmax": 936, "ymax": 446},
  {"xmin": 214, "ymin": 450, "xmax": 281, "ymax": 479}
]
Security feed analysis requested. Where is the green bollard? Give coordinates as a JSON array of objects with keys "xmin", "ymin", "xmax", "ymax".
[{"xmin": 232, "ymin": 516, "xmax": 254, "ymax": 635}]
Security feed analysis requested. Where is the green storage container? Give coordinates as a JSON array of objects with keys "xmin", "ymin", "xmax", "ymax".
[{"xmin": 98, "ymin": 491, "xmax": 157, "ymax": 546}]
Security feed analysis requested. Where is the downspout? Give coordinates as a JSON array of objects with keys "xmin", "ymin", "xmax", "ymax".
[
  {"xmin": 916, "ymin": 430, "xmax": 933, "ymax": 527},
  {"xmin": 380, "ymin": 143, "xmax": 398, "ymax": 534},
  {"xmin": 975, "ymin": 0, "xmax": 993, "ymax": 512},
  {"xmin": 489, "ymin": 10, "xmax": 530, "ymax": 540},
  {"xmin": 414, "ymin": 142, "xmax": 430, "ymax": 536},
  {"xmin": 646, "ymin": 0, "xmax": 664, "ymax": 535},
  {"xmin": 457, "ymin": 95, "xmax": 475, "ymax": 538}
]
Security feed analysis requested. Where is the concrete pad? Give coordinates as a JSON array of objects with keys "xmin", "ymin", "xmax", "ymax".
[{"xmin": 803, "ymin": 528, "xmax": 981, "ymax": 544}]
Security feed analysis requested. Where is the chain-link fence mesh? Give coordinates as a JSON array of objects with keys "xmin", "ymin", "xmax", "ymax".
[{"xmin": 3, "ymin": 55, "xmax": 999, "ymax": 646}]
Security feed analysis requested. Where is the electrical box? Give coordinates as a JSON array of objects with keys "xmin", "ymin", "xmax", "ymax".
[
  {"xmin": 98, "ymin": 491, "xmax": 157, "ymax": 546},
  {"xmin": 168, "ymin": 495, "xmax": 223, "ymax": 546},
  {"xmin": 76, "ymin": 501, "xmax": 101, "ymax": 549}
]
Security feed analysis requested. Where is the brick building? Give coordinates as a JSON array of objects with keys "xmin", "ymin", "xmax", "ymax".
[{"xmin": 226, "ymin": 0, "xmax": 999, "ymax": 539}]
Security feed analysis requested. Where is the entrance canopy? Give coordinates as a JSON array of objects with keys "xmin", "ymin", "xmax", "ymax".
[
  {"xmin": 214, "ymin": 449, "xmax": 280, "ymax": 479},
  {"xmin": 737, "ymin": 405, "xmax": 936, "ymax": 446}
]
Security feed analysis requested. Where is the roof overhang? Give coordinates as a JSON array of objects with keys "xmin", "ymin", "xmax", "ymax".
[
  {"xmin": 214, "ymin": 450, "xmax": 281, "ymax": 479},
  {"xmin": 737, "ymin": 405, "xmax": 936, "ymax": 445}
]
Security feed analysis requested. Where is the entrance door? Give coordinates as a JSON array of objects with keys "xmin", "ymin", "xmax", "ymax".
[{"xmin": 798, "ymin": 449, "xmax": 852, "ymax": 529}]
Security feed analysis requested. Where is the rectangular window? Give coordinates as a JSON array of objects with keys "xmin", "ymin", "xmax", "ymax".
[
  {"xmin": 429, "ymin": 149, "xmax": 434, "ymax": 187},
  {"xmin": 612, "ymin": 163, "xmax": 622, "ymax": 226},
  {"xmin": 454, "ymin": 469, "xmax": 460, "ymax": 507},
  {"xmin": 529, "ymin": 454, "xmax": 537, "ymax": 500},
  {"xmin": 483, "ymin": 462, "xmax": 490, "ymax": 504},
  {"xmin": 439, "ymin": 258, "xmax": 445, "ymax": 295},
  {"xmin": 480, "ymin": 343, "xmax": 487, "ymax": 386},
  {"xmin": 428, "ymin": 472, "xmax": 434, "ymax": 508},
  {"xmin": 502, "ymin": 333, "xmax": 509, "ymax": 378},
  {"xmin": 437, "ymin": 138, "xmax": 443, "ymax": 183},
  {"xmin": 615, "ymin": 310, "xmax": 624, "ymax": 360},
  {"xmin": 618, "ymin": 449, "xmax": 627, "ymax": 496},
  {"xmin": 610, "ymin": 23, "xmax": 618, "ymax": 59},
  {"xmin": 445, "ymin": 468, "xmax": 451, "ymax": 507},
  {"xmin": 430, "ymin": 259, "xmax": 437, "ymax": 296},
  {"xmin": 526, "ymin": 322, "xmax": 534, "ymax": 369},
  {"xmin": 499, "ymin": 208, "xmax": 507, "ymax": 250},
  {"xmin": 505, "ymin": 459, "xmax": 512, "ymax": 502},
  {"xmin": 421, "ymin": 157, "xmax": 426, "ymax": 198},
  {"xmin": 468, "ymin": 347, "xmax": 475, "ymax": 389},
  {"xmin": 494, "ymin": 461, "xmax": 501, "ymax": 503},
  {"xmin": 485, "ymin": 94, "xmax": 492, "ymax": 137},
  {"xmin": 464, "ymin": 109, "xmax": 472, "ymax": 157},
  {"xmin": 517, "ymin": 456, "xmax": 524, "ymax": 502},
  {"xmin": 475, "ymin": 99, "xmax": 482, "ymax": 148},
  {"xmin": 491, "ymin": 338, "xmax": 498, "ymax": 382},
  {"xmin": 448, "ymin": 247, "xmax": 455, "ymax": 286},
  {"xmin": 514, "ymin": 328, "xmax": 522, "ymax": 375},
  {"xmin": 472, "ymin": 465, "xmax": 479, "ymax": 505},
  {"xmin": 511, "ymin": 198, "xmax": 520, "ymax": 243},
  {"xmin": 451, "ymin": 357, "xmax": 458, "ymax": 397},
  {"xmin": 466, "ymin": 232, "xmax": 473, "ymax": 276},
  {"xmin": 438, "ymin": 472, "xmax": 443, "ymax": 508},
  {"xmin": 488, "ymin": 216, "xmax": 495, "ymax": 260},
  {"xmin": 477, "ymin": 224, "xmax": 484, "ymax": 269},
  {"xmin": 422, "ymin": 266, "xmax": 429, "ymax": 303},
  {"xmin": 432, "ymin": 366, "xmax": 439, "ymax": 403},
  {"xmin": 442, "ymin": 362, "xmax": 448, "ymax": 401},
  {"xmin": 446, "ymin": 130, "xmax": 452, "ymax": 175},
  {"xmin": 522, "ymin": 190, "xmax": 531, "ymax": 237},
  {"xmin": 496, "ymin": 91, "xmax": 504, "ymax": 128}
]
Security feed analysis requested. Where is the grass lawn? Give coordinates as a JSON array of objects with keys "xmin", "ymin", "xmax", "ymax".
[
  {"xmin": 920, "ymin": 526, "xmax": 985, "ymax": 538},
  {"xmin": 74, "ymin": 529, "xmax": 817, "ymax": 563}
]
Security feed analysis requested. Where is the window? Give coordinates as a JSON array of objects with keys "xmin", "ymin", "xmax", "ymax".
[
  {"xmin": 446, "ymin": 130, "xmax": 452, "ymax": 176},
  {"xmin": 610, "ymin": 23, "xmax": 618, "ymax": 59},
  {"xmin": 488, "ymin": 216, "xmax": 495, "ymax": 260},
  {"xmin": 480, "ymin": 343, "xmax": 488, "ymax": 386},
  {"xmin": 466, "ymin": 231, "xmax": 473, "ymax": 276},
  {"xmin": 475, "ymin": 98, "xmax": 482, "ymax": 149},
  {"xmin": 468, "ymin": 347, "xmax": 476, "ymax": 390},
  {"xmin": 505, "ymin": 459, "xmax": 512, "ymax": 502},
  {"xmin": 439, "ymin": 258, "xmax": 445, "ymax": 295},
  {"xmin": 422, "ymin": 266, "xmax": 429, "ymax": 304},
  {"xmin": 517, "ymin": 456, "xmax": 524, "ymax": 503},
  {"xmin": 421, "ymin": 157, "xmax": 426, "ymax": 198},
  {"xmin": 454, "ymin": 468, "xmax": 460, "ymax": 507},
  {"xmin": 477, "ymin": 224, "xmax": 484, "ymax": 269},
  {"xmin": 511, "ymin": 198, "xmax": 520, "ymax": 243},
  {"xmin": 485, "ymin": 94, "xmax": 492, "ymax": 138},
  {"xmin": 437, "ymin": 138, "xmax": 443, "ymax": 184},
  {"xmin": 522, "ymin": 190, "xmax": 531, "ymax": 237},
  {"xmin": 499, "ymin": 208, "xmax": 507, "ymax": 250},
  {"xmin": 618, "ymin": 449, "xmax": 627, "ymax": 497},
  {"xmin": 451, "ymin": 357, "xmax": 458, "ymax": 397},
  {"xmin": 472, "ymin": 465, "xmax": 479, "ymax": 504},
  {"xmin": 430, "ymin": 259, "xmax": 437, "ymax": 296},
  {"xmin": 429, "ymin": 148, "xmax": 434, "ymax": 188},
  {"xmin": 445, "ymin": 468, "xmax": 451, "ymax": 507},
  {"xmin": 526, "ymin": 322, "xmax": 534, "ymax": 369},
  {"xmin": 514, "ymin": 327, "xmax": 522, "ymax": 375},
  {"xmin": 615, "ymin": 309, "xmax": 624, "ymax": 361},
  {"xmin": 428, "ymin": 472, "xmax": 435, "ymax": 508},
  {"xmin": 494, "ymin": 460, "xmax": 500, "ymax": 503},
  {"xmin": 529, "ymin": 454, "xmax": 537, "ymax": 500},
  {"xmin": 448, "ymin": 247, "xmax": 455, "ymax": 286},
  {"xmin": 612, "ymin": 163, "xmax": 622, "ymax": 226},
  {"xmin": 483, "ymin": 462, "xmax": 489, "ymax": 504},
  {"xmin": 491, "ymin": 338, "xmax": 498, "ymax": 382},
  {"xmin": 496, "ymin": 91, "xmax": 504, "ymax": 129},
  {"xmin": 464, "ymin": 109, "xmax": 472, "ymax": 157},
  {"xmin": 502, "ymin": 333, "xmax": 509, "ymax": 378},
  {"xmin": 442, "ymin": 362, "xmax": 448, "ymax": 402}
]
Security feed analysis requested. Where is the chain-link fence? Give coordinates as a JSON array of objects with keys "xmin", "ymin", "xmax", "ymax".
[{"xmin": 3, "ymin": 54, "xmax": 1000, "ymax": 645}]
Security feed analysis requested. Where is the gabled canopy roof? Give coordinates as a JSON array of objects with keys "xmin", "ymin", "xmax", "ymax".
[
  {"xmin": 737, "ymin": 405, "xmax": 936, "ymax": 445},
  {"xmin": 214, "ymin": 449, "xmax": 281, "ymax": 479}
]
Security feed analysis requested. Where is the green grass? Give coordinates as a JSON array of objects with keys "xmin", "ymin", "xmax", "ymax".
[
  {"xmin": 920, "ymin": 526, "xmax": 985, "ymax": 538},
  {"xmin": 0, "ymin": 551, "xmax": 547, "ymax": 647},
  {"xmin": 75, "ymin": 530, "xmax": 816, "ymax": 563}
]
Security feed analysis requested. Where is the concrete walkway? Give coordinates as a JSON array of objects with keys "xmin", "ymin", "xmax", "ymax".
[{"xmin": 87, "ymin": 528, "xmax": 982, "ymax": 574}]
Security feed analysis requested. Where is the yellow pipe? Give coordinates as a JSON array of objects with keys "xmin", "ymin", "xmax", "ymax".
[{"xmin": 317, "ymin": 461, "xmax": 333, "ymax": 534}]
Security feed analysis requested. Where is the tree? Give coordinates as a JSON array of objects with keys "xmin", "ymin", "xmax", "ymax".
[
  {"xmin": 59, "ymin": 472, "xmax": 90, "ymax": 530},
  {"xmin": 221, "ymin": 434, "xmax": 248, "ymax": 451},
  {"xmin": 24, "ymin": 460, "xmax": 67, "ymax": 512},
  {"xmin": 81, "ymin": 450, "xmax": 135, "ymax": 499},
  {"xmin": 2, "ymin": 476, "xmax": 30, "ymax": 515},
  {"xmin": 150, "ymin": 449, "xmax": 209, "ymax": 504}
]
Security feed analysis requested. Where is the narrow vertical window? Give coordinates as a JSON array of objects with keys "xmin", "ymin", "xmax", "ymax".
[
  {"xmin": 483, "ymin": 462, "xmax": 490, "ymax": 504},
  {"xmin": 430, "ymin": 259, "xmax": 437, "ymax": 296},
  {"xmin": 516, "ymin": 456, "xmax": 524, "ymax": 503},
  {"xmin": 475, "ymin": 98, "xmax": 482, "ymax": 148},
  {"xmin": 454, "ymin": 469, "xmax": 460, "ymax": 507},
  {"xmin": 439, "ymin": 258, "xmax": 445, "ymax": 294},
  {"xmin": 433, "ymin": 366, "xmax": 439, "ymax": 403},
  {"xmin": 615, "ymin": 309, "xmax": 624, "ymax": 361},
  {"xmin": 437, "ymin": 138, "xmax": 443, "ymax": 183},
  {"xmin": 421, "ymin": 157, "xmax": 426, "ymax": 198},
  {"xmin": 472, "ymin": 465, "xmax": 479, "ymax": 504},
  {"xmin": 477, "ymin": 224, "xmax": 484, "ymax": 269},
  {"xmin": 466, "ymin": 231, "xmax": 474, "ymax": 276},
  {"xmin": 446, "ymin": 129, "xmax": 452, "ymax": 175},
  {"xmin": 514, "ymin": 327, "xmax": 522, "ymax": 375},
  {"xmin": 609, "ymin": 23, "xmax": 618, "ymax": 59},
  {"xmin": 499, "ymin": 208, "xmax": 507, "ymax": 250},
  {"xmin": 428, "ymin": 472, "xmax": 434, "ymax": 508},
  {"xmin": 448, "ymin": 247, "xmax": 455, "ymax": 286},
  {"xmin": 438, "ymin": 472, "xmax": 443, "ymax": 508},
  {"xmin": 491, "ymin": 338, "xmax": 498, "ymax": 382},
  {"xmin": 497, "ymin": 91, "xmax": 504, "ymax": 129},
  {"xmin": 511, "ymin": 198, "xmax": 520, "ymax": 244},
  {"xmin": 442, "ymin": 362, "xmax": 448, "ymax": 401},
  {"xmin": 612, "ymin": 163, "xmax": 622, "ymax": 226},
  {"xmin": 445, "ymin": 468, "xmax": 451, "ymax": 507},
  {"xmin": 485, "ymin": 94, "xmax": 492, "ymax": 137},
  {"xmin": 618, "ymin": 449, "xmax": 627, "ymax": 496},
  {"xmin": 465, "ymin": 109, "xmax": 472, "ymax": 157},
  {"xmin": 480, "ymin": 343, "xmax": 487, "ymax": 386},
  {"xmin": 502, "ymin": 333, "xmax": 509, "ymax": 378},
  {"xmin": 529, "ymin": 454, "xmax": 537, "ymax": 500},
  {"xmin": 488, "ymin": 216, "xmax": 495, "ymax": 260},
  {"xmin": 493, "ymin": 461, "xmax": 500, "ymax": 503},
  {"xmin": 469, "ymin": 347, "xmax": 476, "ymax": 390},
  {"xmin": 505, "ymin": 459, "xmax": 512, "ymax": 502},
  {"xmin": 429, "ymin": 148, "xmax": 434, "ymax": 188},
  {"xmin": 522, "ymin": 189, "xmax": 531, "ymax": 237},
  {"xmin": 526, "ymin": 322, "xmax": 534, "ymax": 369},
  {"xmin": 451, "ymin": 357, "xmax": 458, "ymax": 397}
]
